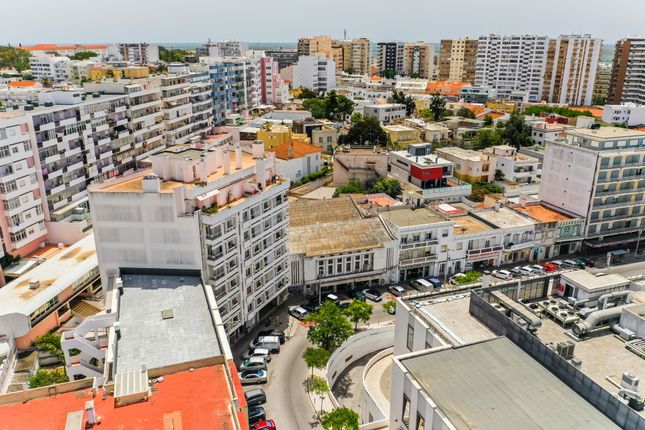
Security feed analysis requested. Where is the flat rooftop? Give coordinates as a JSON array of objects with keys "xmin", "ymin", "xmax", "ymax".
[
  {"xmin": 0, "ymin": 234, "xmax": 97, "ymax": 317},
  {"xmin": 116, "ymin": 274, "xmax": 221, "ymax": 374},
  {"xmin": 474, "ymin": 207, "xmax": 537, "ymax": 229},
  {"xmin": 452, "ymin": 215, "xmax": 492, "ymax": 235},
  {"xmin": 0, "ymin": 364, "xmax": 246, "ymax": 430},
  {"xmin": 401, "ymin": 336, "xmax": 620, "ymax": 430},
  {"xmin": 436, "ymin": 147, "xmax": 483, "ymax": 162},
  {"xmin": 380, "ymin": 207, "xmax": 447, "ymax": 228},
  {"xmin": 514, "ymin": 203, "xmax": 574, "ymax": 223},
  {"xmin": 407, "ymin": 293, "xmax": 495, "ymax": 345},
  {"xmin": 569, "ymin": 127, "xmax": 645, "ymax": 140},
  {"xmin": 289, "ymin": 196, "xmax": 361, "ymax": 227},
  {"xmin": 383, "ymin": 125, "xmax": 414, "ymax": 132},
  {"xmin": 561, "ymin": 270, "xmax": 630, "ymax": 291}
]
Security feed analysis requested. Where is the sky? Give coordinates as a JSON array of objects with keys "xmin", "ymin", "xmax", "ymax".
[{"xmin": 1, "ymin": 0, "xmax": 643, "ymax": 45}]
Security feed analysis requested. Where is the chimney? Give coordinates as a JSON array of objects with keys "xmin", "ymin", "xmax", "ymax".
[
  {"xmin": 142, "ymin": 174, "xmax": 161, "ymax": 193},
  {"xmin": 288, "ymin": 143, "xmax": 294, "ymax": 159},
  {"xmin": 252, "ymin": 140, "xmax": 264, "ymax": 159},
  {"xmin": 235, "ymin": 144, "xmax": 242, "ymax": 169},
  {"xmin": 255, "ymin": 158, "xmax": 266, "ymax": 190},
  {"xmin": 199, "ymin": 157, "xmax": 207, "ymax": 182},
  {"xmin": 223, "ymin": 150, "xmax": 231, "ymax": 175}
]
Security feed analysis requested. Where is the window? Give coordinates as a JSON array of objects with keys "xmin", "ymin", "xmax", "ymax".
[
  {"xmin": 407, "ymin": 324, "xmax": 414, "ymax": 350},
  {"xmin": 402, "ymin": 395, "xmax": 411, "ymax": 426},
  {"xmin": 416, "ymin": 413, "xmax": 425, "ymax": 430}
]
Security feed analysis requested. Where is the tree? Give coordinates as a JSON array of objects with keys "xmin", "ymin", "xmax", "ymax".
[
  {"xmin": 303, "ymin": 347, "xmax": 330, "ymax": 378},
  {"xmin": 35, "ymin": 333, "xmax": 62, "ymax": 359},
  {"xmin": 323, "ymin": 90, "xmax": 354, "ymax": 121},
  {"xmin": 456, "ymin": 107, "xmax": 476, "ymax": 119},
  {"xmin": 390, "ymin": 90, "xmax": 415, "ymax": 116},
  {"xmin": 494, "ymin": 169, "xmax": 505, "ymax": 181},
  {"xmin": 303, "ymin": 98, "xmax": 327, "ymax": 119},
  {"xmin": 499, "ymin": 111, "xmax": 532, "ymax": 149},
  {"xmin": 379, "ymin": 69, "xmax": 396, "ymax": 79},
  {"xmin": 523, "ymin": 105, "xmax": 593, "ymax": 118},
  {"xmin": 382, "ymin": 300, "xmax": 396, "ymax": 315},
  {"xmin": 350, "ymin": 112, "xmax": 362, "ymax": 124},
  {"xmin": 343, "ymin": 299, "xmax": 373, "ymax": 330},
  {"xmin": 428, "ymin": 93, "xmax": 446, "ymax": 121},
  {"xmin": 334, "ymin": 177, "xmax": 365, "ymax": 197},
  {"xmin": 469, "ymin": 182, "xmax": 505, "ymax": 202},
  {"xmin": 28, "ymin": 368, "xmax": 69, "ymax": 388},
  {"xmin": 483, "ymin": 114, "xmax": 493, "ymax": 127},
  {"xmin": 306, "ymin": 301, "xmax": 353, "ymax": 351},
  {"xmin": 158, "ymin": 46, "xmax": 189, "ymax": 63},
  {"xmin": 321, "ymin": 407, "xmax": 360, "ymax": 430},
  {"xmin": 344, "ymin": 115, "xmax": 387, "ymax": 146},
  {"xmin": 369, "ymin": 177, "xmax": 401, "ymax": 198},
  {"xmin": 471, "ymin": 128, "xmax": 501, "ymax": 151},
  {"xmin": 0, "ymin": 46, "xmax": 31, "ymax": 72},
  {"xmin": 310, "ymin": 375, "xmax": 329, "ymax": 415},
  {"xmin": 70, "ymin": 51, "xmax": 98, "ymax": 61},
  {"xmin": 297, "ymin": 87, "xmax": 319, "ymax": 99}
]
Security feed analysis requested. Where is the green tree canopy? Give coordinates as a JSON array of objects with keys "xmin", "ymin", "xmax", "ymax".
[
  {"xmin": 469, "ymin": 182, "xmax": 505, "ymax": 202},
  {"xmin": 369, "ymin": 177, "xmax": 401, "ymax": 198},
  {"xmin": 343, "ymin": 299, "xmax": 373, "ymax": 330},
  {"xmin": 303, "ymin": 98, "xmax": 327, "ymax": 119},
  {"xmin": 523, "ymin": 105, "xmax": 593, "ymax": 118},
  {"xmin": 70, "ymin": 51, "xmax": 98, "ymax": 61},
  {"xmin": 35, "ymin": 333, "xmax": 62, "ymax": 357},
  {"xmin": 321, "ymin": 407, "xmax": 360, "ymax": 430},
  {"xmin": 343, "ymin": 115, "xmax": 387, "ymax": 146},
  {"xmin": 483, "ymin": 114, "xmax": 494, "ymax": 127},
  {"xmin": 456, "ymin": 106, "xmax": 476, "ymax": 119},
  {"xmin": 28, "ymin": 368, "xmax": 68, "ymax": 388},
  {"xmin": 334, "ymin": 177, "xmax": 365, "ymax": 197},
  {"xmin": 390, "ymin": 90, "xmax": 415, "ymax": 116},
  {"xmin": 499, "ymin": 111, "xmax": 532, "ymax": 149},
  {"xmin": 306, "ymin": 301, "xmax": 353, "ymax": 351},
  {"xmin": 350, "ymin": 112, "xmax": 362, "ymax": 124},
  {"xmin": 303, "ymin": 347, "xmax": 330, "ymax": 378},
  {"xmin": 428, "ymin": 93, "xmax": 447, "ymax": 121},
  {"xmin": 471, "ymin": 128, "xmax": 502, "ymax": 151},
  {"xmin": 296, "ymin": 87, "xmax": 319, "ymax": 99},
  {"xmin": 309, "ymin": 375, "xmax": 330, "ymax": 414},
  {"xmin": 0, "ymin": 46, "xmax": 30, "ymax": 72},
  {"xmin": 379, "ymin": 69, "xmax": 396, "ymax": 79},
  {"xmin": 159, "ymin": 46, "xmax": 189, "ymax": 63},
  {"xmin": 302, "ymin": 90, "xmax": 354, "ymax": 121}
]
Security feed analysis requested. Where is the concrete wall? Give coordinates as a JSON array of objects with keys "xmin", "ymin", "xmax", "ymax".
[
  {"xmin": 360, "ymin": 348, "xmax": 392, "ymax": 426},
  {"xmin": 393, "ymin": 298, "xmax": 450, "ymax": 356},
  {"xmin": 620, "ymin": 304, "xmax": 645, "ymax": 338}
]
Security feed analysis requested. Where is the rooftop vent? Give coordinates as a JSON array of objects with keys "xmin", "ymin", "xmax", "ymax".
[
  {"xmin": 161, "ymin": 309, "xmax": 174, "ymax": 320},
  {"xmin": 29, "ymin": 280, "xmax": 40, "ymax": 290}
]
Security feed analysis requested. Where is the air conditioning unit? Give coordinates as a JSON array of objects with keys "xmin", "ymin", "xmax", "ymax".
[{"xmin": 621, "ymin": 372, "xmax": 640, "ymax": 392}]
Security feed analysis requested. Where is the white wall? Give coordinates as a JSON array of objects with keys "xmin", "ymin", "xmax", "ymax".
[{"xmin": 275, "ymin": 153, "xmax": 322, "ymax": 182}]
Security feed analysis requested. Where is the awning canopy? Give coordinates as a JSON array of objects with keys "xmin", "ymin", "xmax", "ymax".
[{"xmin": 196, "ymin": 189, "xmax": 220, "ymax": 202}]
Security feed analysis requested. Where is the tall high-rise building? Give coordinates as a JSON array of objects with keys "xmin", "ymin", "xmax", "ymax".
[
  {"xmin": 593, "ymin": 62, "xmax": 612, "ymax": 104},
  {"xmin": 348, "ymin": 38, "xmax": 371, "ymax": 75},
  {"xmin": 293, "ymin": 56, "xmax": 336, "ymax": 91},
  {"xmin": 260, "ymin": 57, "xmax": 290, "ymax": 104},
  {"xmin": 116, "ymin": 43, "xmax": 159, "ymax": 64},
  {"xmin": 89, "ymin": 137, "xmax": 290, "ymax": 335},
  {"xmin": 297, "ymin": 35, "xmax": 333, "ymax": 57},
  {"xmin": 542, "ymin": 35, "xmax": 601, "ymax": 106},
  {"xmin": 475, "ymin": 35, "xmax": 549, "ymax": 102},
  {"xmin": 402, "ymin": 42, "xmax": 435, "ymax": 79},
  {"xmin": 377, "ymin": 42, "xmax": 405, "ymax": 76},
  {"xmin": 438, "ymin": 38, "xmax": 478, "ymax": 83},
  {"xmin": 608, "ymin": 38, "xmax": 645, "ymax": 105}
]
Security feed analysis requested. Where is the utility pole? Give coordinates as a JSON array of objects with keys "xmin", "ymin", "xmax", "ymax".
[{"xmin": 635, "ymin": 230, "xmax": 642, "ymax": 256}]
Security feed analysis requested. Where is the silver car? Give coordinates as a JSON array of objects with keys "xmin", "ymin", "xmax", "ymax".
[
  {"xmin": 239, "ymin": 369, "xmax": 267, "ymax": 385},
  {"xmin": 239, "ymin": 356, "xmax": 267, "ymax": 372}
]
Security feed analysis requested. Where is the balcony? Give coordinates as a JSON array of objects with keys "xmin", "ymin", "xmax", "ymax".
[
  {"xmin": 400, "ymin": 239, "xmax": 439, "ymax": 250},
  {"xmin": 504, "ymin": 241, "xmax": 533, "ymax": 252},
  {"xmin": 400, "ymin": 254, "xmax": 437, "ymax": 267}
]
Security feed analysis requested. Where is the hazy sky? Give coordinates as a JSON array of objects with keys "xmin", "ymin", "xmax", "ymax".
[{"xmin": 2, "ymin": 0, "xmax": 642, "ymax": 45}]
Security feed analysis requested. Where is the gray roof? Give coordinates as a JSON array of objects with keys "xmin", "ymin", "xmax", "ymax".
[
  {"xmin": 115, "ymin": 274, "xmax": 221, "ymax": 374},
  {"xmin": 400, "ymin": 337, "xmax": 619, "ymax": 430}
]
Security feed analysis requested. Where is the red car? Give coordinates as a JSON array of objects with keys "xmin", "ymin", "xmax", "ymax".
[
  {"xmin": 254, "ymin": 420, "xmax": 276, "ymax": 430},
  {"xmin": 541, "ymin": 263, "xmax": 557, "ymax": 272}
]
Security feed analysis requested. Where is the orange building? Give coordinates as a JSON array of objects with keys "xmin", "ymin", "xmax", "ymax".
[{"xmin": 426, "ymin": 81, "xmax": 470, "ymax": 97}]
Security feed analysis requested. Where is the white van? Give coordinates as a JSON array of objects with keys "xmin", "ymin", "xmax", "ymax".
[
  {"xmin": 410, "ymin": 278, "xmax": 433, "ymax": 291},
  {"xmin": 250, "ymin": 335, "xmax": 280, "ymax": 353}
]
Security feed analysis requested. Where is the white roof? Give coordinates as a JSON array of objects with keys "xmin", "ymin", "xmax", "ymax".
[
  {"xmin": 562, "ymin": 270, "xmax": 631, "ymax": 292},
  {"xmin": 0, "ymin": 234, "xmax": 97, "ymax": 317}
]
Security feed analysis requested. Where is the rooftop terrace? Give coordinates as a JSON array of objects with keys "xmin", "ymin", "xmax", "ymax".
[
  {"xmin": 452, "ymin": 215, "xmax": 493, "ymax": 235},
  {"xmin": 380, "ymin": 207, "xmax": 447, "ymax": 228},
  {"xmin": 514, "ymin": 203, "xmax": 574, "ymax": 223},
  {"xmin": 474, "ymin": 207, "xmax": 537, "ymax": 229}
]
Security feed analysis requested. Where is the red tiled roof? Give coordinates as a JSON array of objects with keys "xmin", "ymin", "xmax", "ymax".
[
  {"xmin": 271, "ymin": 141, "xmax": 322, "ymax": 160},
  {"xmin": 426, "ymin": 81, "xmax": 470, "ymax": 96},
  {"xmin": 569, "ymin": 106, "xmax": 604, "ymax": 118},
  {"xmin": 19, "ymin": 44, "xmax": 107, "ymax": 51},
  {"xmin": 8, "ymin": 81, "xmax": 39, "ymax": 88},
  {"xmin": 0, "ymin": 364, "xmax": 248, "ymax": 430}
]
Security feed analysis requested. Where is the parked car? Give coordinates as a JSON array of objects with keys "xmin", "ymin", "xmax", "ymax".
[
  {"xmin": 426, "ymin": 277, "xmax": 442, "ymax": 289},
  {"xmin": 448, "ymin": 273, "xmax": 466, "ymax": 285},
  {"xmin": 518, "ymin": 266, "xmax": 534, "ymax": 276},
  {"xmin": 241, "ymin": 348, "xmax": 271, "ymax": 363},
  {"xmin": 541, "ymin": 263, "xmax": 557, "ymax": 272},
  {"xmin": 250, "ymin": 336, "xmax": 280, "ymax": 353},
  {"xmin": 244, "ymin": 388, "xmax": 267, "ymax": 407},
  {"xmin": 288, "ymin": 306, "xmax": 308, "ymax": 321},
  {"xmin": 253, "ymin": 420, "xmax": 277, "ymax": 430},
  {"xmin": 562, "ymin": 259, "xmax": 581, "ymax": 268},
  {"xmin": 550, "ymin": 260, "xmax": 564, "ymax": 268},
  {"xmin": 324, "ymin": 294, "xmax": 340, "ymax": 305},
  {"xmin": 338, "ymin": 301, "xmax": 351, "ymax": 310},
  {"xmin": 388, "ymin": 285, "xmax": 406, "ymax": 296},
  {"xmin": 530, "ymin": 265, "xmax": 546, "ymax": 274},
  {"xmin": 301, "ymin": 302, "xmax": 319, "ymax": 313},
  {"xmin": 351, "ymin": 290, "xmax": 366, "ymax": 301},
  {"xmin": 410, "ymin": 278, "xmax": 434, "ymax": 290},
  {"xmin": 362, "ymin": 288, "xmax": 382, "ymax": 302},
  {"xmin": 577, "ymin": 257, "xmax": 594, "ymax": 267},
  {"xmin": 492, "ymin": 269, "xmax": 513, "ymax": 280},
  {"xmin": 239, "ymin": 356, "xmax": 267, "ymax": 372},
  {"xmin": 573, "ymin": 258, "xmax": 588, "ymax": 268},
  {"xmin": 510, "ymin": 267, "xmax": 522, "ymax": 277},
  {"xmin": 258, "ymin": 329, "xmax": 285, "ymax": 344},
  {"xmin": 248, "ymin": 406, "xmax": 266, "ymax": 424},
  {"xmin": 239, "ymin": 370, "xmax": 267, "ymax": 385}
]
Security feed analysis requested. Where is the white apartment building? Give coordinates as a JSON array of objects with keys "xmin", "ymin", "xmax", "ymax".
[
  {"xmin": 486, "ymin": 145, "xmax": 542, "ymax": 185},
  {"xmin": 531, "ymin": 121, "xmax": 567, "ymax": 146},
  {"xmin": 475, "ymin": 34, "xmax": 549, "ymax": 102},
  {"xmin": 293, "ymin": 56, "xmax": 336, "ymax": 92},
  {"xmin": 363, "ymin": 103, "xmax": 406, "ymax": 123},
  {"xmin": 0, "ymin": 113, "xmax": 47, "ymax": 257},
  {"xmin": 603, "ymin": 103, "xmax": 645, "ymax": 127},
  {"xmin": 216, "ymin": 40, "xmax": 249, "ymax": 57},
  {"xmin": 160, "ymin": 74, "xmax": 195, "ymax": 145},
  {"xmin": 89, "ymin": 137, "xmax": 290, "ymax": 335},
  {"xmin": 542, "ymin": 35, "xmax": 601, "ymax": 106},
  {"xmin": 29, "ymin": 56, "xmax": 71, "ymax": 83},
  {"xmin": 608, "ymin": 38, "xmax": 645, "ymax": 105},
  {"xmin": 168, "ymin": 63, "xmax": 215, "ymax": 134},
  {"xmin": 260, "ymin": 57, "xmax": 289, "ymax": 105},
  {"xmin": 540, "ymin": 127, "xmax": 645, "ymax": 249},
  {"xmin": 114, "ymin": 43, "xmax": 159, "ymax": 65}
]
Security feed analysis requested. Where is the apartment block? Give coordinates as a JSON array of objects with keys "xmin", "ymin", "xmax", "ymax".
[
  {"xmin": 0, "ymin": 113, "xmax": 47, "ymax": 256},
  {"xmin": 160, "ymin": 73, "xmax": 195, "ymax": 145},
  {"xmin": 363, "ymin": 103, "xmax": 406, "ymax": 124},
  {"xmin": 215, "ymin": 40, "xmax": 249, "ymax": 57},
  {"xmin": 293, "ymin": 56, "xmax": 336, "ymax": 91},
  {"xmin": 475, "ymin": 34, "xmax": 549, "ymax": 102},
  {"xmin": 114, "ymin": 42, "xmax": 159, "ymax": 64},
  {"xmin": 260, "ymin": 56, "xmax": 290, "ymax": 105},
  {"xmin": 593, "ymin": 62, "xmax": 612, "ymax": 103},
  {"xmin": 608, "ymin": 38, "xmax": 645, "ymax": 105},
  {"xmin": 297, "ymin": 35, "xmax": 333, "ymax": 57},
  {"xmin": 168, "ymin": 63, "xmax": 214, "ymax": 134},
  {"xmin": 377, "ymin": 42, "xmax": 405, "ymax": 76},
  {"xmin": 20, "ymin": 44, "xmax": 109, "ymax": 59},
  {"xmin": 28, "ymin": 56, "xmax": 71, "ymax": 83},
  {"xmin": 540, "ymin": 127, "xmax": 645, "ymax": 249},
  {"xmin": 402, "ymin": 42, "xmax": 434, "ymax": 79},
  {"xmin": 89, "ymin": 136, "xmax": 289, "ymax": 335},
  {"xmin": 603, "ymin": 103, "xmax": 645, "ymax": 127},
  {"xmin": 438, "ymin": 38, "xmax": 478, "ymax": 83},
  {"xmin": 338, "ymin": 38, "xmax": 371, "ymax": 75},
  {"xmin": 542, "ymin": 35, "xmax": 601, "ymax": 106},
  {"xmin": 265, "ymin": 49, "xmax": 299, "ymax": 70}
]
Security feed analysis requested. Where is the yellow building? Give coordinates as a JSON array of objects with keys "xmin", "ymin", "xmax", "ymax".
[
  {"xmin": 87, "ymin": 65, "xmax": 149, "ymax": 81},
  {"xmin": 485, "ymin": 100, "xmax": 516, "ymax": 113},
  {"xmin": 383, "ymin": 125, "xmax": 421, "ymax": 149},
  {"xmin": 256, "ymin": 124, "xmax": 310, "ymax": 150}
]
